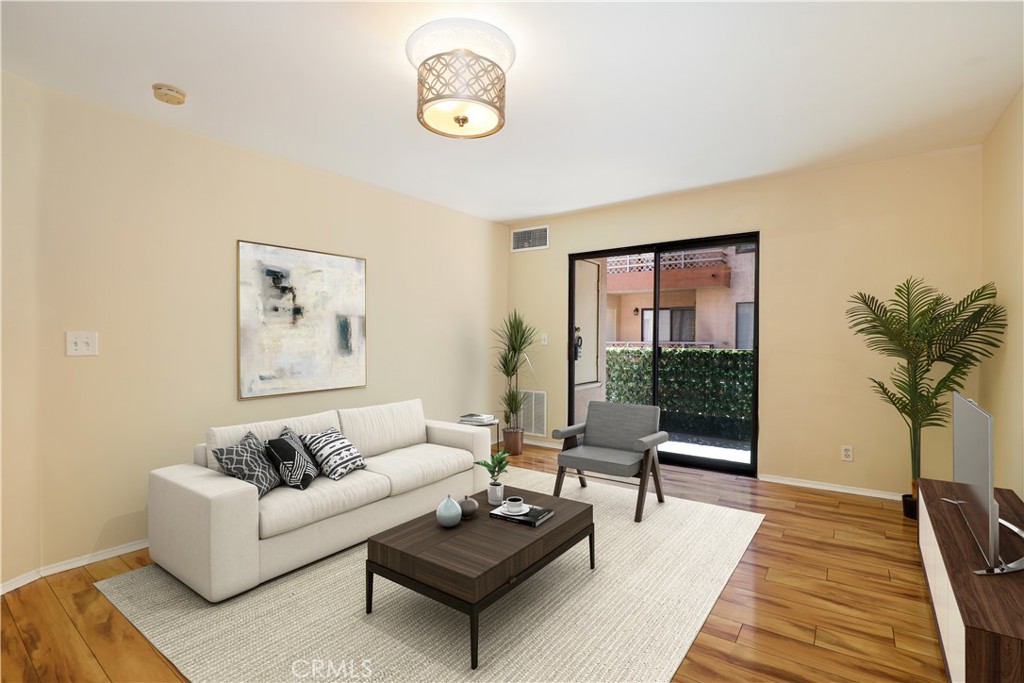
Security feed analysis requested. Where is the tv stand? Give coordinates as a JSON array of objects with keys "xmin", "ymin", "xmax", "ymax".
[{"xmin": 919, "ymin": 479, "xmax": 1024, "ymax": 682}]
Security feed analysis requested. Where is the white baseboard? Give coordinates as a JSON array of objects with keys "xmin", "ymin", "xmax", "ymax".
[
  {"xmin": 1, "ymin": 538, "xmax": 149, "ymax": 595},
  {"xmin": 757, "ymin": 474, "xmax": 902, "ymax": 501}
]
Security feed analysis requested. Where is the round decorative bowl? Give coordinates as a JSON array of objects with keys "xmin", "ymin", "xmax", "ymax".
[{"xmin": 436, "ymin": 495, "xmax": 462, "ymax": 528}]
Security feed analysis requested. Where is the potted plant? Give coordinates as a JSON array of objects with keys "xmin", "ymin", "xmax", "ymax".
[
  {"xmin": 475, "ymin": 450, "xmax": 510, "ymax": 505},
  {"xmin": 846, "ymin": 278, "xmax": 1006, "ymax": 519},
  {"xmin": 494, "ymin": 309, "xmax": 538, "ymax": 455}
]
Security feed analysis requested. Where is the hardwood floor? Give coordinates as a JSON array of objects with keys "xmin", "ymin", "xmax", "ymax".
[{"xmin": 1, "ymin": 446, "xmax": 944, "ymax": 682}]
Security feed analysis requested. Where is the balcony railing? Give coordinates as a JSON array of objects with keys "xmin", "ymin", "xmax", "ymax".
[
  {"xmin": 606, "ymin": 250, "xmax": 728, "ymax": 274},
  {"xmin": 606, "ymin": 341, "xmax": 716, "ymax": 349}
]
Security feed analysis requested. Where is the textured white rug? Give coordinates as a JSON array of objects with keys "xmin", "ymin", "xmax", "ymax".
[{"xmin": 98, "ymin": 467, "xmax": 762, "ymax": 682}]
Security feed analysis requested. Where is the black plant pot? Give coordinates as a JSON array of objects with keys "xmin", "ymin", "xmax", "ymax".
[{"xmin": 902, "ymin": 493, "xmax": 918, "ymax": 520}]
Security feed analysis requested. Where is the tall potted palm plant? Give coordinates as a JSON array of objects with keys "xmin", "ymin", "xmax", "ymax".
[
  {"xmin": 846, "ymin": 278, "xmax": 1006, "ymax": 518},
  {"xmin": 495, "ymin": 309, "xmax": 538, "ymax": 455}
]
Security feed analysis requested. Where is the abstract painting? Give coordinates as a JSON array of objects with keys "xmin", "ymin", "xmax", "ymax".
[{"xmin": 238, "ymin": 241, "xmax": 366, "ymax": 399}]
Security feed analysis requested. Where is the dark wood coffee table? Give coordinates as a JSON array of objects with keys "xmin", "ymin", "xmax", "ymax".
[{"xmin": 365, "ymin": 486, "xmax": 595, "ymax": 669}]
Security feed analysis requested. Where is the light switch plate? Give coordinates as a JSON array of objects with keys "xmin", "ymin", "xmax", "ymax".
[{"xmin": 66, "ymin": 331, "xmax": 99, "ymax": 356}]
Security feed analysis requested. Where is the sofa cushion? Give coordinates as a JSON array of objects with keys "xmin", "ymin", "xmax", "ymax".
[
  {"xmin": 300, "ymin": 428, "xmax": 366, "ymax": 480},
  {"xmin": 338, "ymin": 399, "xmax": 426, "ymax": 458},
  {"xmin": 211, "ymin": 432, "xmax": 282, "ymax": 497},
  {"xmin": 266, "ymin": 433, "xmax": 317, "ymax": 491},
  {"xmin": 361, "ymin": 443, "xmax": 474, "ymax": 495},
  {"xmin": 205, "ymin": 410, "xmax": 341, "ymax": 473},
  {"xmin": 257, "ymin": 469, "xmax": 392, "ymax": 539}
]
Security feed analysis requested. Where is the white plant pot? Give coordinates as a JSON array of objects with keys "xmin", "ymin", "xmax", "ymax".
[{"xmin": 487, "ymin": 482, "xmax": 504, "ymax": 505}]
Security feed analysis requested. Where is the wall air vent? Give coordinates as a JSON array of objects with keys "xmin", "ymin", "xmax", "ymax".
[
  {"xmin": 518, "ymin": 390, "xmax": 547, "ymax": 437},
  {"xmin": 511, "ymin": 225, "xmax": 549, "ymax": 252}
]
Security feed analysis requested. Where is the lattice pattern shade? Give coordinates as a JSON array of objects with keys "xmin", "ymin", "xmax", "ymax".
[
  {"xmin": 407, "ymin": 18, "xmax": 513, "ymax": 139},
  {"xmin": 417, "ymin": 49, "xmax": 506, "ymax": 138}
]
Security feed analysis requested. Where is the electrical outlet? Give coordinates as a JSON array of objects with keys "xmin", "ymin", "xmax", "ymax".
[
  {"xmin": 66, "ymin": 331, "xmax": 99, "ymax": 356},
  {"xmin": 841, "ymin": 444, "xmax": 854, "ymax": 462}
]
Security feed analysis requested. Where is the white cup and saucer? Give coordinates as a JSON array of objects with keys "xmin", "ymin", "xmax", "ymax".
[{"xmin": 500, "ymin": 495, "xmax": 528, "ymax": 515}]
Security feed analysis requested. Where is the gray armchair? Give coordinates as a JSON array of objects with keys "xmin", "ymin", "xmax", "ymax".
[{"xmin": 551, "ymin": 401, "xmax": 669, "ymax": 522}]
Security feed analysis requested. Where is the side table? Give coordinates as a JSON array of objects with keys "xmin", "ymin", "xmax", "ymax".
[{"xmin": 459, "ymin": 418, "xmax": 500, "ymax": 454}]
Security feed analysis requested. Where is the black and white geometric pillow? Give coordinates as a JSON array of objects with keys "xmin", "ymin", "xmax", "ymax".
[
  {"xmin": 211, "ymin": 431, "xmax": 281, "ymax": 497},
  {"xmin": 266, "ymin": 428, "xmax": 318, "ymax": 490},
  {"xmin": 300, "ymin": 427, "xmax": 366, "ymax": 481},
  {"xmin": 279, "ymin": 426, "xmax": 319, "ymax": 474}
]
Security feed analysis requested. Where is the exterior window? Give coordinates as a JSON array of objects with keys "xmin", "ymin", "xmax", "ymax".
[
  {"xmin": 641, "ymin": 307, "xmax": 695, "ymax": 342},
  {"xmin": 736, "ymin": 302, "xmax": 754, "ymax": 349}
]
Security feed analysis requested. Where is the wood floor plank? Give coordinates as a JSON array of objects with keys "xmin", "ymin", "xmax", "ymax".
[
  {"xmin": 688, "ymin": 631, "xmax": 853, "ymax": 683},
  {"xmin": 737, "ymin": 625, "xmax": 932, "ymax": 683},
  {"xmin": 84, "ymin": 558, "xmax": 133, "ymax": 583},
  {"xmin": 4, "ymin": 580, "xmax": 109, "ymax": 682},
  {"xmin": 827, "ymin": 567, "xmax": 930, "ymax": 602},
  {"xmin": 59, "ymin": 587, "xmax": 180, "ymax": 683},
  {"xmin": 699, "ymin": 614, "xmax": 742, "ymax": 642},
  {"xmin": 763, "ymin": 568, "xmax": 933, "ymax": 618},
  {"xmin": 1, "ymin": 598, "xmax": 40, "ymax": 683},
  {"xmin": 719, "ymin": 585, "xmax": 896, "ymax": 643},
  {"xmin": 890, "ymin": 566, "xmax": 930, "ymax": 588},
  {"xmin": 726, "ymin": 573, "xmax": 935, "ymax": 636},
  {"xmin": 710, "ymin": 598, "xmax": 816, "ymax": 644},
  {"xmin": 674, "ymin": 646, "xmax": 784, "ymax": 682},
  {"xmin": 120, "ymin": 549, "xmax": 153, "ymax": 571},
  {"xmin": 45, "ymin": 568, "xmax": 94, "ymax": 600},
  {"xmin": 815, "ymin": 626, "xmax": 946, "ymax": 681},
  {"xmin": 894, "ymin": 628, "xmax": 945, "ymax": 659}
]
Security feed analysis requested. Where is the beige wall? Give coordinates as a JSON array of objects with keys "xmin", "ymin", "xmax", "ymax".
[
  {"xmin": 980, "ymin": 88, "xmax": 1024, "ymax": 498},
  {"xmin": 0, "ymin": 74, "xmax": 509, "ymax": 582},
  {"xmin": 510, "ymin": 147, "xmax": 987, "ymax": 495}
]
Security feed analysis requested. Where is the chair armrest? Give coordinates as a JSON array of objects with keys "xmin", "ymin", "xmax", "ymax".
[
  {"xmin": 634, "ymin": 431, "xmax": 670, "ymax": 452},
  {"xmin": 425, "ymin": 419, "xmax": 491, "ymax": 491},
  {"xmin": 148, "ymin": 463, "xmax": 260, "ymax": 602},
  {"xmin": 552, "ymin": 423, "xmax": 586, "ymax": 439}
]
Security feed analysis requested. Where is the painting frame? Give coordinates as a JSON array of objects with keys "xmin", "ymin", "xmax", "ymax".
[{"xmin": 237, "ymin": 240, "xmax": 366, "ymax": 400}]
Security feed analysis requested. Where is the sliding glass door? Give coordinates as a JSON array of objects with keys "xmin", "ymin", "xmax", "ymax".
[{"xmin": 568, "ymin": 233, "xmax": 758, "ymax": 476}]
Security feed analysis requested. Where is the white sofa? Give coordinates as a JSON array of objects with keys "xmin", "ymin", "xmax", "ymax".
[{"xmin": 148, "ymin": 399, "xmax": 490, "ymax": 602}]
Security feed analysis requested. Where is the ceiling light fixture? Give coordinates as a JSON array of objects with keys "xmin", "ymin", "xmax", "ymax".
[{"xmin": 405, "ymin": 18, "xmax": 515, "ymax": 139}]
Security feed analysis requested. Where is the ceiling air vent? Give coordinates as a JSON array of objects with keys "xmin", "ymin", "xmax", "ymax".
[{"xmin": 511, "ymin": 225, "xmax": 549, "ymax": 253}]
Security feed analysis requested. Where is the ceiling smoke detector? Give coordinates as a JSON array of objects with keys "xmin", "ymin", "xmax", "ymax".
[{"xmin": 152, "ymin": 83, "xmax": 186, "ymax": 106}]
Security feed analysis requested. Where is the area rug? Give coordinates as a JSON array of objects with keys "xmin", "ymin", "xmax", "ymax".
[{"xmin": 97, "ymin": 467, "xmax": 763, "ymax": 682}]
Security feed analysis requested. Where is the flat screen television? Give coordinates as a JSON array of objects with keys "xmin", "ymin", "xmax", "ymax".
[{"xmin": 949, "ymin": 392, "xmax": 1024, "ymax": 575}]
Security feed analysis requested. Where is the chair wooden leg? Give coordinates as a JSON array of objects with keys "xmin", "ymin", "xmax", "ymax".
[
  {"xmin": 650, "ymin": 448, "xmax": 665, "ymax": 503},
  {"xmin": 576, "ymin": 469, "xmax": 587, "ymax": 488},
  {"xmin": 635, "ymin": 452, "xmax": 653, "ymax": 522},
  {"xmin": 554, "ymin": 466, "xmax": 566, "ymax": 496}
]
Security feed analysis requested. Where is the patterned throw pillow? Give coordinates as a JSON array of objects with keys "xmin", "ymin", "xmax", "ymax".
[
  {"xmin": 211, "ymin": 431, "xmax": 281, "ymax": 497},
  {"xmin": 300, "ymin": 427, "xmax": 366, "ymax": 481},
  {"xmin": 266, "ymin": 427, "xmax": 318, "ymax": 490},
  {"xmin": 281, "ymin": 425, "xmax": 319, "ymax": 474}
]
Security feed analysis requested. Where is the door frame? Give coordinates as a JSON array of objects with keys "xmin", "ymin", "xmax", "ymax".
[{"xmin": 567, "ymin": 231, "xmax": 760, "ymax": 477}]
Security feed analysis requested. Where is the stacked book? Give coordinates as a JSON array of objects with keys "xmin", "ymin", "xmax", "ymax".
[
  {"xmin": 459, "ymin": 413, "xmax": 496, "ymax": 425},
  {"xmin": 489, "ymin": 504, "xmax": 554, "ymax": 527}
]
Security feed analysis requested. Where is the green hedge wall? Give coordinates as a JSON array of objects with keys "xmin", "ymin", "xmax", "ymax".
[{"xmin": 605, "ymin": 348, "xmax": 754, "ymax": 441}]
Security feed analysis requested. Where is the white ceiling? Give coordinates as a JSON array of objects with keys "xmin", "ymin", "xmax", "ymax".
[{"xmin": 3, "ymin": 2, "xmax": 1022, "ymax": 223}]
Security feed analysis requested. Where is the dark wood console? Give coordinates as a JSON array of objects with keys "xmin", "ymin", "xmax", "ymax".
[{"xmin": 918, "ymin": 478, "xmax": 1024, "ymax": 682}]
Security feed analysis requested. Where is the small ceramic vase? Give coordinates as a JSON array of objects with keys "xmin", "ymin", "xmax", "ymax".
[
  {"xmin": 459, "ymin": 495, "xmax": 479, "ymax": 519},
  {"xmin": 436, "ymin": 495, "xmax": 462, "ymax": 528},
  {"xmin": 487, "ymin": 481, "xmax": 504, "ymax": 505}
]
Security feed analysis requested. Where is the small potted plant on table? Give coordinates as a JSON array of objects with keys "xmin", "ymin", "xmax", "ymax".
[{"xmin": 475, "ymin": 450, "xmax": 509, "ymax": 505}]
